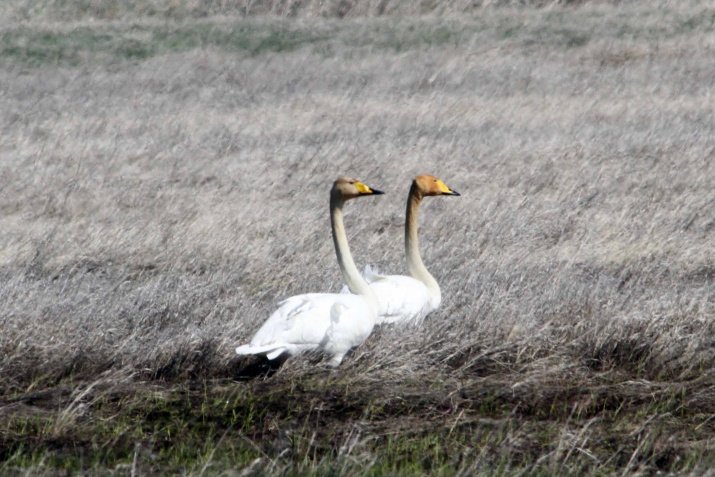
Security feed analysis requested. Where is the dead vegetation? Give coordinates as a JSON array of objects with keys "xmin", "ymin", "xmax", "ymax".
[
  {"xmin": 1, "ymin": 0, "xmax": 714, "ymax": 474},
  {"xmin": 2, "ymin": 0, "xmax": 678, "ymax": 22}
]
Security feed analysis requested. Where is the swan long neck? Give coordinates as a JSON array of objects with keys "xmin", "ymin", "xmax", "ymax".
[
  {"xmin": 405, "ymin": 183, "xmax": 441, "ymax": 303},
  {"xmin": 330, "ymin": 192, "xmax": 378, "ymax": 310}
]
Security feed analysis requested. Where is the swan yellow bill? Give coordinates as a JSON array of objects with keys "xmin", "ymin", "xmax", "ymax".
[
  {"xmin": 355, "ymin": 181, "xmax": 385, "ymax": 195},
  {"xmin": 436, "ymin": 179, "xmax": 460, "ymax": 196}
]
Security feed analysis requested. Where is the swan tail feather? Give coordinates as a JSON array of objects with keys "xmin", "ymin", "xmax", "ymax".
[
  {"xmin": 266, "ymin": 348, "xmax": 286, "ymax": 360},
  {"xmin": 341, "ymin": 265, "xmax": 385, "ymax": 293},
  {"xmin": 236, "ymin": 344, "xmax": 287, "ymax": 360},
  {"xmin": 363, "ymin": 264, "xmax": 387, "ymax": 283}
]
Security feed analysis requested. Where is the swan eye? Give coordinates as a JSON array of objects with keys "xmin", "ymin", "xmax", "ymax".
[{"xmin": 350, "ymin": 181, "xmax": 355, "ymax": 184}]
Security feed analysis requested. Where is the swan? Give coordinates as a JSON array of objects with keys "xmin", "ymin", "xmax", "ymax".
[
  {"xmin": 235, "ymin": 177, "xmax": 384, "ymax": 367},
  {"xmin": 352, "ymin": 175, "xmax": 460, "ymax": 325}
]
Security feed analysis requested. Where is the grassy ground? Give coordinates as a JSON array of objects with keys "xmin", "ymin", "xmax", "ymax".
[{"xmin": 1, "ymin": 1, "xmax": 714, "ymax": 475}]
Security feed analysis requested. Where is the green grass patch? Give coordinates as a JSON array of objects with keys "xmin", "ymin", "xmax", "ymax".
[
  {"xmin": 1, "ymin": 373, "xmax": 713, "ymax": 475},
  {"xmin": 3, "ymin": 9, "xmax": 714, "ymax": 68},
  {"xmin": 0, "ymin": 22, "xmax": 329, "ymax": 67},
  {"xmin": 6, "ymin": 8, "xmax": 714, "ymax": 68}
]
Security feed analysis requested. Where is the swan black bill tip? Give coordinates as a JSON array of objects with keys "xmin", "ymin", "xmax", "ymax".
[
  {"xmin": 371, "ymin": 189, "xmax": 385, "ymax": 195},
  {"xmin": 449, "ymin": 190, "xmax": 461, "ymax": 196}
]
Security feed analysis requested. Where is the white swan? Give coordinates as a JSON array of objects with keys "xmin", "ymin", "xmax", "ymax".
[
  {"xmin": 353, "ymin": 175, "xmax": 460, "ymax": 325},
  {"xmin": 236, "ymin": 177, "xmax": 384, "ymax": 367}
]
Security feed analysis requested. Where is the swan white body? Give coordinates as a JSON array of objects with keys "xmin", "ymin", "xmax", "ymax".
[
  {"xmin": 236, "ymin": 177, "xmax": 382, "ymax": 367},
  {"xmin": 235, "ymin": 293, "xmax": 376, "ymax": 364},
  {"xmin": 342, "ymin": 176, "xmax": 458, "ymax": 326},
  {"xmin": 342, "ymin": 266, "xmax": 439, "ymax": 325}
]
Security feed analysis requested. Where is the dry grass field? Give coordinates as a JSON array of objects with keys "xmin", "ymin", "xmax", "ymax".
[{"xmin": 1, "ymin": 0, "xmax": 714, "ymax": 474}]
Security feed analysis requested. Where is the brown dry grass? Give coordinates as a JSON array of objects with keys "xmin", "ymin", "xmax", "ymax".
[
  {"xmin": 0, "ymin": 1, "xmax": 714, "ymax": 475},
  {"xmin": 4, "ymin": 0, "xmax": 693, "ymax": 22}
]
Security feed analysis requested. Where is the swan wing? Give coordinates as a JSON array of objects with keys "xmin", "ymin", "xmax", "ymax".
[
  {"xmin": 339, "ymin": 264, "xmax": 387, "ymax": 294},
  {"xmin": 329, "ymin": 298, "xmax": 374, "ymax": 344},
  {"xmin": 324, "ymin": 297, "xmax": 375, "ymax": 366},
  {"xmin": 370, "ymin": 275, "xmax": 433, "ymax": 324},
  {"xmin": 249, "ymin": 294, "xmax": 333, "ymax": 348},
  {"xmin": 237, "ymin": 293, "xmax": 373, "ymax": 360}
]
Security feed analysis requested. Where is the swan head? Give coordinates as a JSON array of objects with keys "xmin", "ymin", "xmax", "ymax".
[
  {"xmin": 414, "ymin": 174, "xmax": 460, "ymax": 197},
  {"xmin": 332, "ymin": 177, "xmax": 385, "ymax": 201}
]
